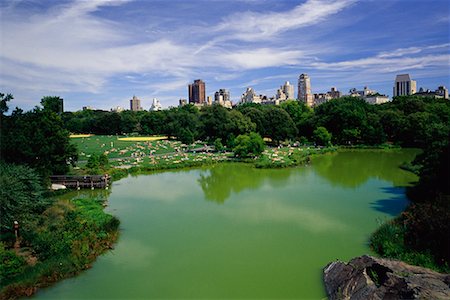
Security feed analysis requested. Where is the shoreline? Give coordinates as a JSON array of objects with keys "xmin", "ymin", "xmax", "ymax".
[{"xmin": 1, "ymin": 146, "xmax": 417, "ymax": 300}]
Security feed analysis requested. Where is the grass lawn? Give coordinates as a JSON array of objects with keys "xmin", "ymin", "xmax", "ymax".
[
  {"xmin": 70, "ymin": 135, "xmax": 333, "ymax": 171},
  {"xmin": 70, "ymin": 135, "xmax": 207, "ymax": 164}
]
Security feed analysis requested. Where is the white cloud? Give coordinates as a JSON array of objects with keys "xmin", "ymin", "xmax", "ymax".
[
  {"xmin": 215, "ymin": 0, "xmax": 355, "ymax": 41},
  {"xmin": 220, "ymin": 48, "xmax": 304, "ymax": 69},
  {"xmin": 310, "ymin": 44, "xmax": 450, "ymax": 73},
  {"xmin": 377, "ymin": 43, "xmax": 450, "ymax": 58}
]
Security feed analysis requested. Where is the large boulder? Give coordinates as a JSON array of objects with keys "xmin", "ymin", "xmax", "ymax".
[{"xmin": 323, "ymin": 255, "xmax": 450, "ymax": 299}]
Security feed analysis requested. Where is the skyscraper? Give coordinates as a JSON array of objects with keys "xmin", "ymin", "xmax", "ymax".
[
  {"xmin": 188, "ymin": 79, "xmax": 206, "ymax": 104},
  {"xmin": 214, "ymin": 89, "xmax": 230, "ymax": 103},
  {"xmin": 130, "ymin": 95, "xmax": 142, "ymax": 111},
  {"xmin": 298, "ymin": 74, "xmax": 314, "ymax": 107},
  {"xmin": 149, "ymin": 98, "xmax": 162, "ymax": 111},
  {"xmin": 282, "ymin": 81, "xmax": 295, "ymax": 100},
  {"xmin": 393, "ymin": 74, "xmax": 417, "ymax": 97}
]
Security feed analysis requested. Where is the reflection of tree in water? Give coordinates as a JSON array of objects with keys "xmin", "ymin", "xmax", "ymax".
[
  {"xmin": 56, "ymin": 188, "xmax": 112, "ymax": 202},
  {"xmin": 312, "ymin": 149, "xmax": 419, "ymax": 188},
  {"xmin": 198, "ymin": 164, "xmax": 293, "ymax": 204}
]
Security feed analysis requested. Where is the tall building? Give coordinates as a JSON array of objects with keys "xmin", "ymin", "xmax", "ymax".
[
  {"xmin": 297, "ymin": 74, "xmax": 314, "ymax": 107},
  {"xmin": 282, "ymin": 81, "xmax": 295, "ymax": 100},
  {"xmin": 188, "ymin": 79, "xmax": 206, "ymax": 104},
  {"xmin": 149, "ymin": 98, "xmax": 162, "ymax": 111},
  {"xmin": 130, "ymin": 95, "xmax": 142, "ymax": 111},
  {"xmin": 179, "ymin": 99, "xmax": 187, "ymax": 107},
  {"xmin": 393, "ymin": 74, "xmax": 417, "ymax": 97},
  {"xmin": 328, "ymin": 87, "xmax": 341, "ymax": 99},
  {"xmin": 241, "ymin": 87, "xmax": 261, "ymax": 104},
  {"xmin": 414, "ymin": 86, "xmax": 449, "ymax": 99},
  {"xmin": 214, "ymin": 89, "xmax": 230, "ymax": 103},
  {"xmin": 214, "ymin": 89, "xmax": 232, "ymax": 108}
]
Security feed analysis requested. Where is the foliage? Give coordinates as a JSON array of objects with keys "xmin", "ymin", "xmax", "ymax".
[
  {"xmin": 0, "ymin": 92, "xmax": 13, "ymax": 115},
  {"xmin": 86, "ymin": 153, "xmax": 109, "ymax": 172},
  {"xmin": 1, "ymin": 105, "xmax": 78, "ymax": 175},
  {"xmin": 263, "ymin": 106, "xmax": 297, "ymax": 144},
  {"xmin": 41, "ymin": 96, "xmax": 63, "ymax": 115},
  {"xmin": 313, "ymin": 126, "xmax": 332, "ymax": 146},
  {"xmin": 371, "ymin": 127, "xmax": 450, "ymax": 271},
  {"xmin": 200, "ymin": 104, "xmax": 255, "ymax": 146},
  {"xmin": 233, "ymin": 132, "xmax": 265, "ymax": 158},
  {"xmin": 239, "ymin": 107, "xmax": 265, "ymax": 136},
  {"xmin": 0, "ymin": 163, "xmax": 48, "ymax": 233},
  {"xmin": 214, "ymin": 138, "xmax": 224, "ymax": 152},
  {"xmin": 0, "ymin": 243, "xmax": 27, "ymax": 282},
  {"xmin": 1, "ymin": 197, "xmax": 120, "ymax": 295},
  {"xmin": 370, "ymin": 220, "xmax": 448, "ymax": 273}
]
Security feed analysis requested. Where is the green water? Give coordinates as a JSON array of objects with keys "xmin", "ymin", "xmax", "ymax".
[{"xmin": 34, "ymin": 149, "xmax": 419, "ymax": 299}]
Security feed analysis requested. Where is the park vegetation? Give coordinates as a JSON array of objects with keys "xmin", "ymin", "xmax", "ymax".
[{"xmin": 0, "ymin": 91, "xmax": 449, "ymax": 298}]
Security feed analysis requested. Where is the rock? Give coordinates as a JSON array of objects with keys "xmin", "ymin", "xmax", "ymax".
[{"xmin": 323, "ymin": 255, "xmax": 450, "ymax": 300}]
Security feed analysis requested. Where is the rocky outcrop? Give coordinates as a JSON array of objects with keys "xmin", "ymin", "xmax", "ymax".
[{"xmin": 323, "ymin": 255, "xmax": 450, "ymax": 300}]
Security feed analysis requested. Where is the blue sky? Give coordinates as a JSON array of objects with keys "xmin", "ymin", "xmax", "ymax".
[{"xmin": 1, "ymin": 0, "xmax": 449, "ymax": 111}]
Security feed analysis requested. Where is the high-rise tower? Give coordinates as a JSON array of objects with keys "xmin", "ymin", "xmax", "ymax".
[
  {"xmin": 188, "ymin": 79, "xmax": 206, "ymax": 104},
  {"xmin": 282, "ymin": 81, "xmax": 295, "ymax": 100},
  {"xmin": 130, "ymin": 95, "xmax": 142, "ymax": 111},
  {"xmin": 297, "ymin": 74, "xmax": 314, "ymax": 107},
  {"xmin": 393, "ymin": 74, "xmax": 417, "ymax": 97}
]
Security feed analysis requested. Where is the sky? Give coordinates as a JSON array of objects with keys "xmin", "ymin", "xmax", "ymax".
[{"xmin": 0, "ymin": 0, "xmax": 449, "ymax": 112}]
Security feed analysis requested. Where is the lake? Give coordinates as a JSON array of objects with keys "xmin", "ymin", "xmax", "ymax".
[{"xmin": 34, "ymin": 149, "xmax": 419, "ymax": 299}]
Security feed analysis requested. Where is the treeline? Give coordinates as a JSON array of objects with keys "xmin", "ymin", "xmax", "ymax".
[
  {"xmin": 62, "ymin": 96, "xmax": 450, "ymax": 148},
  {"xmin": 0, "ymin": 94, "xmax": 119, "ymax": 298},
  {"xmin": 1, "ymin": 95, "xmax": 77, "ymax": 177}
]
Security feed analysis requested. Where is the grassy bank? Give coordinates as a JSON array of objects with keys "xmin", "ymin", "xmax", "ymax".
[
  {"xmin": 370, "ymin": 215, "xmax": 449, "ymax": 273},
  {"xmin": 0, "ymin": 197, "xmax": 119, "ymax": 300},
  {"xmin": 369, "ymin": 140, "xmax": 450, "ymax": 274}
]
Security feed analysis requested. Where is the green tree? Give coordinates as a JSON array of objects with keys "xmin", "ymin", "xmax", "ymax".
[
  {"xmin": 0, "ymin": 162, "xmax": 47, "ymax": 232},
  {"xmin": 240, "ymin": 107, "xmax": 265, "ymax": 136},
  {"xmin": 1, "ymin": 106, "xmax": 78, "ymax": 175},
  {"xmin": 314, "ymin": 97, "xmax": 370, "ymax": 144},
  {"xmin": 214, "ymin": 138, "xmax": 224, "ymax": 152},
  {"xmin": 0, "ymin": 92, "xmax": 13, "ymax": 115},
  {"xmin": 120, "ymin": 110, "xmax": 139, "ymax": 134},
  {"xmin": 141, "ymin": 111, "xmax": 167, "ymax": 135},
  {"xmin": 41, "ymin": 96, "xmax": 64, "ymax": 114},
  {"xmin": 233, "ymin": 132, "xmax": 265, "ymax": 158},
  {"xmin": 264, "ymin": 107, "xmax": 297, "ymax": 144},
  {"xmin": 313, "ymin": 126, "xmax": 332, "ymax": 146}
]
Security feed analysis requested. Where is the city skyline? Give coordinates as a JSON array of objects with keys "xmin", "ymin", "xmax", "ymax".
[{"xmin": 1, "ymin": 0, "xmax": 449, "ymax": 111}]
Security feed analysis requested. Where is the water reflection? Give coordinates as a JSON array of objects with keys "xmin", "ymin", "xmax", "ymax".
[
  {"xmin": 198, "ymin": 164, "xmax": 292, "ymax": 204},
  {"xmin": 312, "ymin": 149, "xmax": 419, "ymax": 188},
  {"xmin": 371, "ymin": 187, "xmax": 409, "ymax": 216}
]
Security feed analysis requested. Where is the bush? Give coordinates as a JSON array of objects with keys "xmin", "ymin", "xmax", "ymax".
[
  {"xmin": 0, "ymin": 242, "xmax": 27, "ymax": 282},
  {"xmin": 0, "ymin": 162, "xmax": 47, "ymax": 233},
  {"xmin": 233, "ymin": 132, "xmax": 265, "ymax": 158}
]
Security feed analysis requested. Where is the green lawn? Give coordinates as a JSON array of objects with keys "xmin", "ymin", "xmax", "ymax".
[
  {"xmin": 71, "ymin": 135, "xmax": 332, "ymax": 171},
  {"xmin": 71, "ymin": 135, "xmax": 210, "ymax": 166}
]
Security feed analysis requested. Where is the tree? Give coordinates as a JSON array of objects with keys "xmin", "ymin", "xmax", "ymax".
[
  {"xmin": 0, "ymin": 93, "xmax": 13, "ymax": 115},
  {"xmin": 141, "ymin": 111, "xmax": 167, "ymax": 135},
  {"xmin": 86, "ymin": 153, "xmax": 109, "ymax": 173},
  {"xmin": 313, "ymin": 126, "xmax": 332, "ymax": 146},
  {"xmin": 241, "ymin": 107, "xmax": 266, "ymax": 136},
  {"xmin": 280, "ymin": 100, "xmax": 312, "ymax": 136},
  {"xmin": 41, "ymin": 96, "xmax": 63, "ymax": 114},
  {"xmin": 200, "ymin": 105, "xmax": 255, "ymax": 146},
  {"xmin": 214, "ymin": 138, "xmax": 224, "ymax": 152},
  {"xmin": 233, "ymin": 132, "xmax": 265, "ymax": 158},
  {"xmin": 1, "ymin": 105, "xmax": 78, "ymax": 175},
  {"xmin": 0, "ymin": 162, "xmax": 48, "ymax": 233},
  {"xmin": 263, "ymin": 107, "xmax": 297, "ymax": 144},
  {"xmin": 314, "ymin": 97, "xmax": 370, "ymax": 144},
  {"xmin": 120, "ymin": 110, "xmax": 139, "ymax": 134}
]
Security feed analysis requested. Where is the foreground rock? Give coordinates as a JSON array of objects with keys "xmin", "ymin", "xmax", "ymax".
[{"xmin": 323, "ymin": 255, "xmax": 450, "ymax": 299}]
